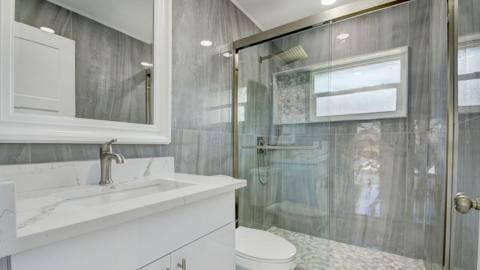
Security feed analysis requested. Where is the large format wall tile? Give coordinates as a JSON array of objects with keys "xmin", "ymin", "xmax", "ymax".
[{"xmin": 1, "ymin": 0, "xmax": 260, "ymax": 175}]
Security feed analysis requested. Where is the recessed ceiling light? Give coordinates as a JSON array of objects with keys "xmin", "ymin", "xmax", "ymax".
[
  {"xmin": 336, "ymin": 32, "xmax": 350, "ymax": 40},
  {"xmin": 39, "ymin": 26, "xmax": 55, "ymax": 34},
  {"xmin": 140, "ymin": 62, "xmax": 154, "ymax": 68},
  {"xmin": 200, "ymin": 40, "xmax": 213, "ymax": 47},
  {"xmin": 321, "ymin": 0, "xmax": 337, "ymax": 6},
  {"xmin": 222, "ymin": 52, "xmax": 233, "ymax": 58}
]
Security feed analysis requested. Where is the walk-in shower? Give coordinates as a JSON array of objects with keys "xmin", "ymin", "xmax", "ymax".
[{"xmin": 232, "ymin": 0, "xmax": 480, "ymax": 269}]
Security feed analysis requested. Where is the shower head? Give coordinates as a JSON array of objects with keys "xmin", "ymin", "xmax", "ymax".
[{"xmin": 259, "ymin": 45, "xmax": 309, "ymax": 65}]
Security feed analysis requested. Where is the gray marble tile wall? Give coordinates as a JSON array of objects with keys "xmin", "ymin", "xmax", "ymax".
[
  {"xmin": 16, "ymin": 0, "xmax": 154, "ymax": 124},
  {"xmin": 1, "ymin": 0, "xmax": 260, "ymax": 175},
  {"xmin": 238, "ymin": 0, "xmax": 448, "ymax": 267}
]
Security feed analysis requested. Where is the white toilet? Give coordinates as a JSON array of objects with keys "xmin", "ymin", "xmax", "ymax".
[{"xmin": 235, "ymin": 227, "xmax": 297, "ymax": 270}]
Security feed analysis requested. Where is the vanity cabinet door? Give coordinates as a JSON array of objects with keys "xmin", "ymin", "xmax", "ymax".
[
  {"xmin": 139, "ymin": 256, "xmax": 171, "ymax": 270},
  {"xmin": 171, "ymin": 223, "xmax": 235, "ymax": 270}
]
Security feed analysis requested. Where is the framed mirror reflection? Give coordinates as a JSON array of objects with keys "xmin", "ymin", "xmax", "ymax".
[{"xmin": 0, "ymin": 0, "xmax": 171, "ymax": 144}]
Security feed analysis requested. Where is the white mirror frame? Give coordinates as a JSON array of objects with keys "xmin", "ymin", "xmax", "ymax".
[{"xmin": 0, "ymin": 0, "xmax": 171, "ymax": 144}]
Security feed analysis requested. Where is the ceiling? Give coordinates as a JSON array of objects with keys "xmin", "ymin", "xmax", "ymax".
[
  {"xmin": 47, "ymin": 0, "xmax": 154, "ymax": 44},
  {"xmin": 231, "ymin": 0, "xmax": 359, "ymax": 30}
]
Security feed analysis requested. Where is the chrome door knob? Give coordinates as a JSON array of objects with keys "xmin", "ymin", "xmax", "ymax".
[{"xmin": 455, "ymin": 192, "xmax": 480, "ymax": 214}]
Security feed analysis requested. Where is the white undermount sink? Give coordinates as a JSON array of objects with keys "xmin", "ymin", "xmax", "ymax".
[
  {"xmin": 15, "ymin": 178, "xmax": 194, "ymax": 229},
  {"xmin": 54, "ymin": 179, "xmax": 193, "ymax": 207}
]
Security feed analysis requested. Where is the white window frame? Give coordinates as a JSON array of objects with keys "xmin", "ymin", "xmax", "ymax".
[
  {"xmin": 458, "ymin": 34, "xmax": 480, "ymax": 114},
  {"xmin": 309, "ymin": 46, "xmax": 409, "ymax": 123}
]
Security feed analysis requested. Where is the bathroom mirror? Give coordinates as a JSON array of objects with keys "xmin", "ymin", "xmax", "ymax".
[{"xmin": 0, "ymin": 0, "xmax": 171, "ymax": 144}]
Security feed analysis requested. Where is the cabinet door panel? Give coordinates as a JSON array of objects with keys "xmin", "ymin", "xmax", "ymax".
[
  {"xmin": 140, "ymin": 256, "xmax": 171, "ymax": 270},
  {"xmin": 10, "ymin": 221, "xmax": 138, "ymax": 270},
  {"xmin": 171, "ymin": 223, "xmax": 234, "ymax": 270},
  {"xmin": 137, "ymin": 192, "xmax": 234, "ymax": 265}
]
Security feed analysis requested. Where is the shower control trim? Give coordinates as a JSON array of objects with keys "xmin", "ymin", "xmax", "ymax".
[{"xmin": 257, "ymin": 136, "xmax": 266, "ymax": 154}]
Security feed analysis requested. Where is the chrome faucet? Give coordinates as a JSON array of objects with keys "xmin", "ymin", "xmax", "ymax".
[{"xmin": 99, "ymin": 139, "xmax": 126, "ymax": 185}]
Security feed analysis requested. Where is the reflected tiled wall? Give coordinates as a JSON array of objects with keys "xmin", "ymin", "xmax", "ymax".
[
  {"xmin": 16, "ymin": 0, "xmax": 153, "ymax": 124},
  {"xmin": 0, "ymin": 0, "xmax": 260, "ymax": 176},
  {"xmin": 238, "ymin": 0, "xmax": 448, "ymax": 268}
]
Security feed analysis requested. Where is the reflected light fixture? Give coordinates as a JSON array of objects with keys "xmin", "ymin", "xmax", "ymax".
[
  {"xmin": 140, "ymin": 62, "xmax": 154, "ymax": 68},
  {"xmin": 321, "ymin": 0, "xmax": 337, "ymax": 5},
  {"xmin": 336, "ymin": 32, "xmax": 350, "ymax": 41},
  {"xmin": 222, "ymin": 52, "xmax": 233, "ymax": 58},
  {"xmin": 200, "ymin": 40, "xmax": 213, "ymax": 47},
  {"xmin": 39, "ymin": 26, "xmax": 55, "ymax": 34}
]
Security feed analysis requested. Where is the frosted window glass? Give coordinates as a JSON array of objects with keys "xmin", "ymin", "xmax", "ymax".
[
  {"xmin": 316, "ymin": 88, "xmax": 397, "ymax": 117},
  {"xmin": 458, "ymin": 49, "xmax": 467, "ymax": 75},
  {"xmin": 314, "ymin": 60, "xmax": 401, "ymax": 93},
  {"xmin": 238, "ymin": 105, "xmax": 245, "ymax": 122},
  {"xmin": 459, "ymin": 47, "xmax": 480, "ymax": 75},
  {"xmin": 459, "ymin": 79, "xmax": 480, "ymax": 107},
  {"xmin": 239, "ymin": 87, "xmax": 248, "ymax": 103}
]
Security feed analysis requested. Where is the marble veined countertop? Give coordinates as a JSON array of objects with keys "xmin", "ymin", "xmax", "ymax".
[{"xmin": 0, "ymin": 157, "xmax": 246, "ymax": 257}]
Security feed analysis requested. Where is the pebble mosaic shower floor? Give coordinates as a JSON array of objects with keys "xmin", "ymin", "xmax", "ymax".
[{"xmin": 268, "ymin": 227, "xmax": 426, "ymax": 270}]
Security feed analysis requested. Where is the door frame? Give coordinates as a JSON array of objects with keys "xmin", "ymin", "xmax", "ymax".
[{"xmin": 444, "ymin": 0, "xmax": 458, "ymax": 268}]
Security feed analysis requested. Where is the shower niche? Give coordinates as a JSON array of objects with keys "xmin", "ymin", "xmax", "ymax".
[{"xmin": 272, "ymin": 46, "xmax": 409, "ymax": 125}]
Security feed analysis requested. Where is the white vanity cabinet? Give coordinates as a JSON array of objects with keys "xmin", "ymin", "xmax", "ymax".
[
  {"xmin": 9, "ymin": 192, "xmax": 236, "ymax": 270},
  {"xmin": 140, "ymin": 256, "xmax": 171, "ymax": 270},
  {"xmin": 170, "ymin": 223, "xmax": 235, "ymax": 270},
  {"xmin": 141, "ymin": 223, "xmax": 234, "ymax": 270}
]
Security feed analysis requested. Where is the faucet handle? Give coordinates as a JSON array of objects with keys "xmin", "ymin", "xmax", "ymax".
[
  {"xmin": 105, "ymin": 138, "xmax": 117, "ymax": 145},
  {"xmin": 101, "ymin": 138, "xmax": 117, "ymax": 153}
]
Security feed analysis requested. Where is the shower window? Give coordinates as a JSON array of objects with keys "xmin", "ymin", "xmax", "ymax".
[
  {"xmin": 310, "ymin": 46, "xmax": 409, "ymax": 122},
  {"xmin": 458, "ymin": 34, "xmax": 480, "ymax": 113}
]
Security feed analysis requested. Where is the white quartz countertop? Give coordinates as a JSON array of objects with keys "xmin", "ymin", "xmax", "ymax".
[{"xmin": 0, "ymin": 168, "xmax": 245, "ymax": 257}]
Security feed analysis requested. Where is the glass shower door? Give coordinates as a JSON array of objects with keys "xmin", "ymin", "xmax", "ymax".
[
  {"xmin": 451, "ymin": 1, "xmax": 480, "ymax": 269},
  {"xmin": 236, "ymin": 1, "xmax": 448, "ymax": 269}
]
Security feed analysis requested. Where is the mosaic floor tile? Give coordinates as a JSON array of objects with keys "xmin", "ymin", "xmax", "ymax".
[{"xmin": 268, "ymin": 227, "xmax": 426, "ymax": 270}]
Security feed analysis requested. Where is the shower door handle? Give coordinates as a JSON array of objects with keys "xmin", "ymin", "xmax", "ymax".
[{"xmin": 454, "ymin": 192, "xmax": 480, "ymax": 214}]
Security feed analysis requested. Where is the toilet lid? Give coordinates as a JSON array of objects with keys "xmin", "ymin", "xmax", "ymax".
[{"xmin": 236, "ymin": 227, "xmax": 296, "ymax": 263}]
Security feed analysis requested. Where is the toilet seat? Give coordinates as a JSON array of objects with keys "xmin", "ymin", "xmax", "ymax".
[{"xmin": 235, "ymin": 227, "xmax": 296, "ymax": 264}]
